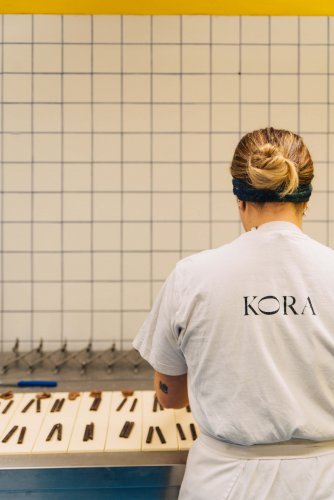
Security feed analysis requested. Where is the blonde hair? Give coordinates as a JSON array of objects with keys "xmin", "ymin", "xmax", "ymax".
[{"xmin": 231, "ymin": 128, "xmax": 314, "ymax": 198}]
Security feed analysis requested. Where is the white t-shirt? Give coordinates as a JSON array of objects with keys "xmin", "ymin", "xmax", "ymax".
[{"xmin": 133, "ymin": 221, "xmax": 334, "ymax": 445}]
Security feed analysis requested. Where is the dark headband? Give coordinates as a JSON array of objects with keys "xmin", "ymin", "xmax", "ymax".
[{"xmin": 232, "ymin": 178, "xmax": 312, "ymax": 203}]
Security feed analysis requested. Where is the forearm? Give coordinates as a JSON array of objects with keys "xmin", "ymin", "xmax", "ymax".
[{"xmin": 154, "ymin": 371, "xmax": 189, "ymax": 409}]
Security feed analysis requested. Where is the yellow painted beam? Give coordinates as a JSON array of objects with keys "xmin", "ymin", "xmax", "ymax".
[{"xmin": 1, "ymin": 0, "xmax": 334, "ymax": 16}]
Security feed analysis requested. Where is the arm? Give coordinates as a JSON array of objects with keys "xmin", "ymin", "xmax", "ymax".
[{"xmin": 154, "ymin": 370, "xmax": 189, "ymax": 409}]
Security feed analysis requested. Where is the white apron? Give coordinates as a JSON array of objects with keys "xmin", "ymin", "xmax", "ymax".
[{"xmin": 179, "ymin": 434, "xmax": 334, "ymax": 500}]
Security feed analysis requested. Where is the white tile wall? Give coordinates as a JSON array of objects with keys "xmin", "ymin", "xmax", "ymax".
[{"xmin": 0, "ymin": 15, "xmax": 333, "ymax": 351}]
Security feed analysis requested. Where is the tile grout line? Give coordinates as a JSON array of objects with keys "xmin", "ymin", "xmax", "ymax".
[
  {"xmin": 60, "ymin": 15, "xmax": 65, "ymax": 346},
  {"xmin": 120, "ymin": 16, "xmax": 124, "ymax": 350},
  {"xmin": 238, "ymin": 15, "xmax": 242, "ymax": 236},
  {"xmin": 297, "ymin": 17, "xmax": 300, "ymax": 134},
  {"xmin": 268, "ymin": 16, "xmax": 271, "ymax": 126},
  {"xmin": 150, "ymin": 16, "xmax": 154, "ymax": 308},
  {"xmin": 180, "ymin": 16, "xmax": 183, "ymax": 260},
  {"xmin": 0, "ymin": 15, "xmax": 4, "ymax": 354},
  {"xmin": 90, "ymin": 15, "xmax": 94, "ymax": 345},
  {"xmin": 326, "ymin": 17, "xmax": 330, "ymax": 247},
  {"xmin": 209, "ymin": 16, "xmax": 213, "ymax": 249},
  {"xmin": 3, "ymin": 40, "xmax": 334, "ymax": 46},
  {"xmin": 30, "ymin": 14, "xmax": 34, "ymax": 349}
]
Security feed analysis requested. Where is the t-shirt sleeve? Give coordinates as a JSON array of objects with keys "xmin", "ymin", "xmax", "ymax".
[{"xmin": 132, "ymin": 264, "xmax": 187, "ymax": 376}]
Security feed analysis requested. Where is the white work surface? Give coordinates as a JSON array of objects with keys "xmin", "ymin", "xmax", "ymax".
[
  {"xmin": 0, "ymin": 390, "xmax": 199, "ymax": 454},
  {"xmin": 33, "ymin": 392, "xmax": 82, "ymax": 453},
  {"xmin": 68, "ymin": 392, "xmax": 112, "ymax": 453},
  {"xmin": 105, "ymin": 390, "xmax": 142, "ymax": 452}
]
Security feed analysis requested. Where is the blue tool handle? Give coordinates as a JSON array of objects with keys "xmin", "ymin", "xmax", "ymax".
[{"xmin": 17, "ymin": 380, "xmax": 58, "ymax": 388}]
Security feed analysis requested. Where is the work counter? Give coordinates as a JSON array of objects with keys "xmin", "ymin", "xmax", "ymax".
[{"xmin": 0, "ymin": 350, "xmax": 192, "ymax": 499}]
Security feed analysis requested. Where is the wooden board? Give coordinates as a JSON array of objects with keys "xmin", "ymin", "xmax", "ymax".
[
  {"xmin": 105, "ymin": 391, "xmax": 142, "ymax": 452},
  {"xmin": 141, "ymin": 391, "xmax": 178, "ymax": 452},
  {"xmin": 174, "ymin": 407, "xmax": 200, "ymax": 451},
  {"xmin": 32, "ymin": 393, "xmax": 82, "ymax": 453},
  {"xmin": 0, "ymin": 393, "xmax": 24, "ymax": 436},
  {"xmin": 68, "ymin": 391, "xmax": 112, "ymax": 452},
  {"xmin": 0, "ymin": 390, "xmax": 199, "ymax": 454},
  {"xmin": 0, "ymin": 393, "xmax": 53, "ymax": 454}
]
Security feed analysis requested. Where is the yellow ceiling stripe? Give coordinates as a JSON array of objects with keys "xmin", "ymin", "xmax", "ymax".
[{"xmin": 1, "ymin": 0, "xmax": 334, "ymax": 16}]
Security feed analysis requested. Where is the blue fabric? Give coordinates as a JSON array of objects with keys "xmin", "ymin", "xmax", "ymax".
[{"xmin": 232, "ymin": 178, "xmax": 312, "ymax": 203}]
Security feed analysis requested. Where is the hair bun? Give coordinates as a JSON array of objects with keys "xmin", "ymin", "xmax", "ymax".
[
  {"xmin": 247, "ymin": 143, "xmax": 299, "ymax": 197},
  {"xmin": 230, "ymin": 128, "xmax": 314, "ymax": 200}
]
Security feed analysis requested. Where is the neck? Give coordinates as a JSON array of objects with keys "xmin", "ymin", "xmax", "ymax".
[{"xmin": 241, "ymin": 202, "xmax": 305, "ymax": 232}]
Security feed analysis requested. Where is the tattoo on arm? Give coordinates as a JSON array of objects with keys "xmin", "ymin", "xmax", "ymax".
[{"xmin": 159, "ymin": 381, "xmax": 168, "ymax": 394}]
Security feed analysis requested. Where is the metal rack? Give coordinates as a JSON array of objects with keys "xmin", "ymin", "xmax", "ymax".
[{"xmin": 1, "ymin": 339, "xmax": 146, "ymax": 377}]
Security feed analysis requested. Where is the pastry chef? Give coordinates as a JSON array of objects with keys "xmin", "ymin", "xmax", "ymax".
[{"xmin": 133, "ymin": 127, "xmax": 334, "ymax": 499}]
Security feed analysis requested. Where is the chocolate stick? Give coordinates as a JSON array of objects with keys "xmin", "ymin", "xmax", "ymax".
[
  {"xmin": 90, "ymin": 397, "xmax": 101, "ymax": 411},
  {"xmin": 83, "ymin": 424, "xmax": 90, "ymax": 442},
  {"xmin": 129, "ymin": 398, "xmax": 137, "ymax": 412},
  {"xmin": 146, "ymin": 426, "xmax": 154, "ymax": 444},
  {"xmin": 21, "ymin": 399, "xmax": 35, "ymax": 413},
  {"xmin": 2, "ymin": 400, "xmax": 13, "ymax": 414},
  {"xmin": 17, "ymin": 426, "xmax": 26, "ymax": 445},
  {"xmin": 124, "ymin": 421, "xmax": 134, "ymax": 438},
  {"xmin": 186, "ymin": 405, "xmax": 191, "ymax": 413},
  {"xmin": 88, "ymin": 422, "xmax": 94, "ymax": 440},
  {"xmin": 2, "ymin": 425, "xmax": 18, "ymax": 443},
  {"xmin": 116, "ymin": 398, "xmax": 127, "ymax": 412},
  {"xmin": 57, "ymin": 423, "xmax": 62, "ymax": 441},
  {"xmin": 190, "ymin": 423, "xmax": 197, "ymax": 440},
  {"xmin": 119, "ymin": 421, "xmax": 130, "ymax": 438},
  {"xmin": 36, "ymin": 398, "xmax": 41, "ymax": 413},
  {"xmin": 50, "ymin": 399, "xmax": 60, "ymax": 413},
  {"xmin": 176, "ymin": 423, "xmax": 186, "ymax": 440},
  {"xmin": 153, "ymin": 395, "xmax": 158, "ymax": 412},
  {"xmin": 57, "ymin": 398, "xmax": 65, "ymax": 412},
  {"xmin": 46, "ymin": 424, "xmax": 58, "ymax": 442},
  {"xmin": 83, "ymin": 423, "xmax": 94, "ymax": 441},
  {"xmin": 155, "ymin": 426, "xmax": 166, "ymax": 444}
]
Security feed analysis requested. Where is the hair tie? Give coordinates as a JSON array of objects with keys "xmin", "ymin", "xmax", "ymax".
[{"xmin": 232, "ymin": 178, "xmax": 312, "ymax": 203}]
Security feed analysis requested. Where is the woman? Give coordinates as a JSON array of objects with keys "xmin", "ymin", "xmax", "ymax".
[{"xmin": 133, "ymin": 128, "xmax": 334, "ymax": 499}]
